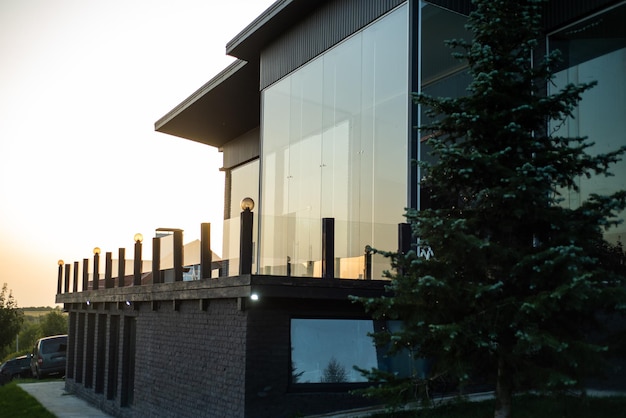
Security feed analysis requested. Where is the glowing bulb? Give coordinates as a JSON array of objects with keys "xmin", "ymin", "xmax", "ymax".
[{"xmin": 240, "ymin": 197, "xmax": 255, "ymax": 211}]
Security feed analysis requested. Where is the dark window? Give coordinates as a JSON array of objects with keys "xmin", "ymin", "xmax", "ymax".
[
  {"xmin": 290, "ymin": 318, "xmax": 427, "ymax": 386},
  {"xmin": 41, "ymin": 337, "xmax": 67, "ymax": 354}
]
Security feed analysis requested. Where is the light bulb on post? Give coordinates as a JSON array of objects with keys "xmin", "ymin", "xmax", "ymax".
[
  {"xmin": 240, "ymin": 197, "xmax": 255, "ymax": 212},
  {"xmin": 239, "ymin": 198, "xmax": 254, "ymax": 275},
  {"xmin": 56, "ymin": 260, "xmax": 64, "ymax": 294},
  {"xmin": 133, "ymin": 233, "xmax": 143, "ymax": 286},
  {"xmin": 93, "ymin": 247, "xmax": 101, "ymax": 255}
]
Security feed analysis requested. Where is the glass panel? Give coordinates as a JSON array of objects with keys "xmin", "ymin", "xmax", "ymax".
[
  {"xmin": 261, "ymin": 5, "xmax": 409, "ymax": 278},
  {"xmin": 419, "ymin": 3, "xmax": 471, "ymax": 211},
  {"xmin": 364, "ymin": 7, "xmax": 409, "ymax": 280},
  {"xmin": 261, "ymin": 77, "xmax": 291, "ymax": 274},
  {"xmin": 224, "ymin": 160, "xmax": 259, "ymax": 276},
  {"xmin": 549, "ymin": 3, "xmax": 626, "ymax": 246},
  {"xmin": 420, "ymin": 3, "xmax": 471, "ymax": 86}
]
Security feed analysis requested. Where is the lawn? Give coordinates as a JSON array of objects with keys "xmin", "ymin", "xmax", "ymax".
[
  {"xmin": 371, "ymin": 394, "xmax": 626, "ymax": 418},
  {"xmin": 0, "ymin": 380, "xmax": 56, "ymax": 418}
]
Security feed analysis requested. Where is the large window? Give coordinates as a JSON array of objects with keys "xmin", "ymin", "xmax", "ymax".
[
  {"xmin": 290, "ymin": 318, "xmax": 426, "ymax": 385},
  {"xmin": 419, "ymin": 2, "xmax": 471, "ymax": 210},
  {"xmin": 260, "ymin": 5, "xmax": 409, "ymax": 279},
  {"xmin": 549, "ymin": 2, "xmax": 626, "ymax": 246}
]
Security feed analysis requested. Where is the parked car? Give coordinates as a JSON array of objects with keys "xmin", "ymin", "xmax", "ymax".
[
  {"xmin": 30, "ymin": 335, "xmax": 68, "ymax": 379},
  {"xmin": 0, "ymin": 355, "xmax": 32, "ymax": 382}
]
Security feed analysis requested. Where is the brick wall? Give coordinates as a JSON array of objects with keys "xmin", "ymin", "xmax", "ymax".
[
  {"xmin": 65, "ymin": 298, "xmax": 248, "ymax": 418},
  {"xmin": 61, "ymin": 278, "xmax": 388, "ymax": 418},
  {"xmin": 133, "ymin": 299, "xmax": 247, "ymax": 418}
]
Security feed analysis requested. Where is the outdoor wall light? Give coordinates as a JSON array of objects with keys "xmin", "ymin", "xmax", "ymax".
[
  {"xmin": 250, "ymin": 293, "xmax": 259, "ymax": 301},
  {"xmin": 134, "ymin": 233, "xmax": 143, "ymax": 243},
  {"xmin": 240, "ymin": 197, "xmax": 255, "ymax": 274},
  {"xmin": 93, "ymin": 247, "xmax": 101, "ymax": 255},
  {"xmin": 240, "ymin": 197, "xmax": 255, "ymax": 211},
  {"xmin": 125, "ymin": 300, "xmax": 132, "ymax": 306},
  {"xmin": 86, "ymin": 300, "xmax": 91, "ymax": 306}
]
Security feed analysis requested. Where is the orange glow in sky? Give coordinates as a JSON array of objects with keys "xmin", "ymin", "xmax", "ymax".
[{"xmin": 0, "ymin": 0, "xmax": 275, "ymax": 307}]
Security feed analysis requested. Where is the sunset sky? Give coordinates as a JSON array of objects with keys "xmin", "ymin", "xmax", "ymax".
[{"xmin": 0, "ymin": 0, "xmax": 274, "ymax": 307}]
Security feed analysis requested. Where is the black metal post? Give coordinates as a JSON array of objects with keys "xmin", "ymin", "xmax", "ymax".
[
  {"xmin": 105, "ymin": 252, "xmax": 113, "ymax": 288},
  {"xmin": 322, "ymin": 218, "xmax": 335, "ymax": 279},
  {"xmin": 174, "ymin": 229, "xmax": 183, "ymax": 282},
  {"xmin": 64, "ymin": 263, "xmax": 70, "ymax": 293},
  {"xmin": 398, "ymin": 223, "xmax": 412, "ymax": 276},
  {"xmin": 118, "ymin": 248, "xmax": 126, "ymax": 287},
  {"xmin": 201, "ymin": 223, "xmax": 212, "ymax": 279},
  {"xmin": 364, "ymin": 246, "xmax": 372, "ymax": 280},
  {"xmin": 93, "ymin": 251, "xmax": 100, "ymax": 290},
  {"xmin": 57, "ymin": 261, "xmax": 63, "ymax": 294},
  {"xmin": 152, "ymin": 237, "xmax": 161, "ymax": 284},
  {"xmin": 73, "ymin": 261, "xmax": 79, "ymax": 292},
  {"xmin": 240, "ymin": 209, "xmax": 253, "ymax": 275},
  {"xmin": 133, "ymin": 241, "xmax": 142, "ymax": 286},
  {"xmin": 82, "ymin": 259, "xmax": 89, "ymax": 291},
  {"xmin": 398, "ymin": 223, "xmax": 411, "ymax": 255}
]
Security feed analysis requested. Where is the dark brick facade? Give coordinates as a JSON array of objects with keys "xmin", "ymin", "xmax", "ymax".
[{"xmin": 59, "ymin": 277, "xmax": 387, "ymax": 418}]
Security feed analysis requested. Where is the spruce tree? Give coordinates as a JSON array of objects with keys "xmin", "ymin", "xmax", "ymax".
[{"xmin": 358, "ymin": 1, "xmax": 626, "ymax": 417}]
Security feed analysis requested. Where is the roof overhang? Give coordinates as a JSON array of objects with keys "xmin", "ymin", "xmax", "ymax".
[
  {"xmin": 155, "ymin": 0, "xmax": 326, "ymax": 148},
  {"xmin": 155, "ymin": 59, "xmax": 260, "ymax": 148},
  {"xmin": 226, "ymin": 0, "xmax": 324, "ymax": 61}
]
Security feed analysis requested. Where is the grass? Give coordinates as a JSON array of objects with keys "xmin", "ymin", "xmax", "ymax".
[
  {"xmin": 371, "ymin": 394, "xmax": 626, "ymax": 418},
  {"xmin": 0, "ymin": 380, "xmax": 56, "ymax": 418}
]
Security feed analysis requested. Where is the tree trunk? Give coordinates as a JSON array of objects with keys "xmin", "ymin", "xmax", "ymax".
[{"xmin": 494, "ymin": 355, "xmax": 512, "ymax": 418}]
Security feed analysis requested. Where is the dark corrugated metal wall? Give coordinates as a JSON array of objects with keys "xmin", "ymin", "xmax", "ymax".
[{"xmin": 260, "ymin": 0, "xmax": 405, "ymax": 90}]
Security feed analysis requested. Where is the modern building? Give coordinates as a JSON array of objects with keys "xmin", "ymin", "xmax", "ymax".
[{"xmin": 56, "ymin": 1, "xmax": 626, "ymax": 417}]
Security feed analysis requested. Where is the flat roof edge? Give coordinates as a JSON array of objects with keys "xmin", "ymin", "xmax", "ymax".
[
  {"xmin": 225, "ymin": 0, "xmax": 292, "ymax": 56},
  {"xmin": 154, "ymin": 59, "xmax": 248, "ymax": 132}
]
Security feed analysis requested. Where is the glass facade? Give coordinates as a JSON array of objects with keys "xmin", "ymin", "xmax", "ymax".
[
  {"xmin": 223, "ymin": 160, "xmax": 260, "ymax": 276},
  {"xmin": 419, "ymin": 3, "xmax": 471, "ymax": 210},
  {"xmin": 549, "ymin": 2, "xmax": 626, "ymax": 246},
  {"xmin": 260, "ymin": 5, "xmax": 409, "ymax": 278}
]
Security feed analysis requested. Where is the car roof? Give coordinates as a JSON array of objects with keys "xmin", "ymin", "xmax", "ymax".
[{"xmin": 39, "ymin": 334, "xmax": 67, "ymax": 341}]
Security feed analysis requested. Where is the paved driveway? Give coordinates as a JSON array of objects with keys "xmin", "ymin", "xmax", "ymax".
[{"xmin": 18, "ymin": 381, "xmax": 112, "ymax": 418}]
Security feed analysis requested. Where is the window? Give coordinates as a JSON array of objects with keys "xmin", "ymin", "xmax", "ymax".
[
  {"xmin": 419, "ymin": 2, "xmax": 471, "ymax": 210},
  {"xmin": 290, "ymin": 318, "xmax": 427, "ymax": 386},
  {"xmin": 261, "ymin": 5, "xmax": 409, "ymax": 279},
  {"xmin": 549, "ymin": 2, "xmax": 626, "ymax": 246}
]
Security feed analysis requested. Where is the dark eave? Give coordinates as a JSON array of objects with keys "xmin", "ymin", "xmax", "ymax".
[
  {"xmin": 226, "ymin": 0, "xmax": 326, "ymax": 61},
  {"xmin": 154, "ymin": 59, "xmax": 260, "ymax": 148},
  {"xmin": 155, "ymin": 0, "xmax": 325, "ymax": 148}
]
